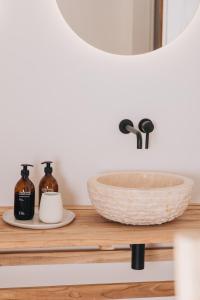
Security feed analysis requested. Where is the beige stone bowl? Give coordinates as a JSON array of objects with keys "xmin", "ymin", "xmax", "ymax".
[{"xmin": 87, "ymin": 171, "xmax": 194, "ymax": 225}]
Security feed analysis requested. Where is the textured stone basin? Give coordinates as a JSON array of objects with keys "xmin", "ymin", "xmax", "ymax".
[{"xmin": 87, "ymin": 171, "xmax": 194, "ymax": 225}]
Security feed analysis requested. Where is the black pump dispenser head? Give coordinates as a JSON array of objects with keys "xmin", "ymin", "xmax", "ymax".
[
  {"xmin": 42, "ymin": 161, "xmax": 53, "ymax": 175},
  {"xmin": 21, "ymin": 164, "xmax": 33, "ymax": 178}
]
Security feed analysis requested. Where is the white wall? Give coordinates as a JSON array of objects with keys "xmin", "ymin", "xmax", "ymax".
[
  {"xmin": 0, "ymin": 0, "xmax": 200, "ymax": 297},
  {"xmin": 0, "ymin": 0, "xmax": 200, "ymax": 207}
]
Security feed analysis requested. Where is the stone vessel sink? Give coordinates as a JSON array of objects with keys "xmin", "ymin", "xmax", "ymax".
[{"xmin": 87, "ymin": 171, "xmax": 194, "ymax": 225}]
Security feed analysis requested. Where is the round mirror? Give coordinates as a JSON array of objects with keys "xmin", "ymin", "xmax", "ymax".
[{"xmin": 57, "ymin": 0, "xmax": 200, "ymax": 55}]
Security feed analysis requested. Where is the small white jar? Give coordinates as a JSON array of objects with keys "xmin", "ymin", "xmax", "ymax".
[{"xmin": 39, "ymin": 192, "xmax": 63, "ymax": 224}]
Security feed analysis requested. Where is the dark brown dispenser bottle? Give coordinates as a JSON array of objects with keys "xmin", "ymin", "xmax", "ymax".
[
  {"xmin": 39, "ymin": 161, "xmax": 58, "ymax": 205},
  {"xmin": 14, "ymin": 164, "xmax": 35, "ymax": 220}
]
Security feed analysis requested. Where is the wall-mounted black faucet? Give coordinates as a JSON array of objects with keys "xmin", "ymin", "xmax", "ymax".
[
  {"xmin": 119, "ymin": 118, "xmax": 154, "ymax": 149},
  {"xmin": 119, "ymin": 119, "xmax": 143, "ymax": 149}
]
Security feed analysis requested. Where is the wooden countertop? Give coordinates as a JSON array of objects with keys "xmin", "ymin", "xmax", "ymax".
[{"xmin": 0, "ymin": 204, "xmax": 200, "ymax": 252}]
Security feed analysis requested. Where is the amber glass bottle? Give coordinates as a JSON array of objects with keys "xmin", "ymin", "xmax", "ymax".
[
  {"xmin": 14, "ymin": 164, "xmax": 35, "ymax": 220},
  {"xmin": 39, "ymin": 161, "xmax": 58, "ymax": 205}
]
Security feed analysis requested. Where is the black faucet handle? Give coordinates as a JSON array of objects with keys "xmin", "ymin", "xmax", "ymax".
[
  {"xmin": 138, "ymin": 119, "xmax": 154, "ymax": 149},
  {"xmin": 119, "ymin": 119, "xmax": 134, "ymax": 134}
]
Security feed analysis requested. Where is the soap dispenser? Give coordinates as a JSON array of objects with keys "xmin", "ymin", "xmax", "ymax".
[
  {"xmin": 39, "ymin": 161, "xmax": 58, "ymax": 205},
  {"xmin": 14, "ymin": 164, "xmax": 35, "ymax": 220}
]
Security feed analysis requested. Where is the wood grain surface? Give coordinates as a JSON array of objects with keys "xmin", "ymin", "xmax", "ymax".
[
  {"xmin": 0, "ymin": 205, "xmax": 199, "ymax": 251},
  {"xmin": 0, "ymin": 248, "xmax": 173, "ymax": 266},
  {"xmin": 0, "ymin": 205, "xmax": 200, "ymax": 251},
  {"xmin": 0, "ymin": 281, "xmax": 175, "ymax": 299}
]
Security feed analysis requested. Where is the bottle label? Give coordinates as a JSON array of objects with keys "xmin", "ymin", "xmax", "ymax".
[{"xmin": 14, "ymin": 192, "xmax": 35, "ymax": 220}]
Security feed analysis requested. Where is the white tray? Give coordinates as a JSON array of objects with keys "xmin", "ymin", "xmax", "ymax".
[{"xmin": 2, "ymin": 208, "xmax": 75, "ymax": 230}]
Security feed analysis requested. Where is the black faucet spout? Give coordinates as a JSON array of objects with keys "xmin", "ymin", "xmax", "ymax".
[
  {"xmin": 126, "ymin": 125, "xmax": 143, "ymax": 149},
  {"xmin": 119, "ymin": 119, "xmax": 143, "ymax": 149}
]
